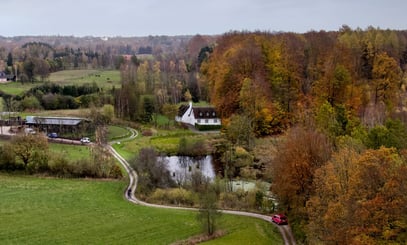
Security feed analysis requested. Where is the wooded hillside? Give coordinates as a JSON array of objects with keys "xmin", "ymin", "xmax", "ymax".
[
  {"xmin": 201, "ymin": 27, "xmax": 407, "ymax": 136},
  {"xmin": 201, "ymin": 27, "xmax": 407, "ymax": 244}
]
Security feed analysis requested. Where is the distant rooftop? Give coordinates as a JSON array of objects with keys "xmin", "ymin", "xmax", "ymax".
[{"xmin": 26, "ymin": 116, "xmax": 87, "ymax": 126}]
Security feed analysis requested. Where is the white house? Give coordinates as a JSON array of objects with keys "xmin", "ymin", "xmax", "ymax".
[{"xmin": 176, "ymin": 102, "xmax": 221, "ymax": 129}]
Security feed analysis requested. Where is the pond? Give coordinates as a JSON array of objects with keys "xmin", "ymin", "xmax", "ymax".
[{"xmin": 160, "ymin": 155, "xmax": 215, "ymax": 183}]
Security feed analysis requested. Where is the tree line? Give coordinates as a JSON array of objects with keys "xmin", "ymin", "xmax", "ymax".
[
  {"xmin": 201, "ymin": 27, "xmax": 407, "ymax": 137},
  {"xmin": 0, "ymin": 134, "xmax": 121, "ymax": 179},
  {"xmin": 2, "ymin": 82, "xmax": 113, "ymax": 111}
]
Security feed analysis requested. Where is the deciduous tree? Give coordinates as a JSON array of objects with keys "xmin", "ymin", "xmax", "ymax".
[
  {"xmin": 372, "ymin": 52, "xmax": 402, "ymax": 107},
  {"xmin": 307, "ymin": 147, "xmax": 407, "ymax": 244},
  {"xmin": 271, "ymin": 127, "xmax": 332, "ymax": 213},
  {"xmin": 197, "ymin": 185, "xmax": 221, "ymax": 236},
  {"xmin": 12, "ymin": 134, "xmax": 48, "ymax": 168}
]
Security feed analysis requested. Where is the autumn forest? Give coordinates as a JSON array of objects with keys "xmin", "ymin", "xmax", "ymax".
[{"xmin": 200, "ymin": 27, "xmax": 407, "ymax": 244}]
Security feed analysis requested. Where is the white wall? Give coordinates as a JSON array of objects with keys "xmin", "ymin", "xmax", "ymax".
[
  {"xmin": 177, "ymin": 102, "xmax": 221, "ymax": 126},
  {"xmin": 181, "ymin": 102, "xmax": 196, "ymax": 125}
]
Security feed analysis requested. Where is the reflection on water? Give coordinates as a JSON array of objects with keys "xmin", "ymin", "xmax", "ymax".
[{"xmin": 160, "ymin": 156, "xmax": 215, "ymax": 183}]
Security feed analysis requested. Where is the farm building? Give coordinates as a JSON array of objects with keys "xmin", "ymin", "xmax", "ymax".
[
  {"xmin": 0, "ymin": 71, "xmax": 15, "ymax": 83},
  {"xmin": 25, "ymin": 116, "xmax": 93, "ymax": 136},
  {"xmin": 176, "ymin": 102, "xmax": 221, "ymax": 130}
]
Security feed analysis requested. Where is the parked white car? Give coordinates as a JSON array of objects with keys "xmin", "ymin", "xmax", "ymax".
[
  {"xmin": 80, "ymin": 137, "xmax": 91, "ymax": 143},
  {"xmin": 24, "ymin": 128, "xmax": 36, "ymax": 134}
]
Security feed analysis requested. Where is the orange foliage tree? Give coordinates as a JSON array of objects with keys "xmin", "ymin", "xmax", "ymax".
[
  {"xmin": 271, "ymin": 127, "xmax": 332, "ymax": 213},
  {"xmin": 307, "ymin": 146, "xmax": 407, "ymax": 244}
]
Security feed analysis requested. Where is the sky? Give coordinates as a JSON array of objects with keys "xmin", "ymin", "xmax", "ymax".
[{"xmin": 1, "ymin": 0, "xmax": 406, "ymax": 37}]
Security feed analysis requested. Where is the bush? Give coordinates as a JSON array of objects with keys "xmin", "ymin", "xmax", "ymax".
[
  {"xmin": 130, "ymin": 148, "xmax": 176, "ymax": 194},
  {"xmin": 178, "ymin": 138, "xmax": 210, "ymax": 156},
  {"xmin": 167, "ymin": 188, "xmax": 195, "ymax": 206},
  {"xmin": 49, "ymin": 156, "xmax": 74, "ymax": 177},
  {"xmin": 219, "ymin": 192, "xmax": 239, "ymax": 209},
  {"xmin": 48, "ymin": 155, "xmax": 122, "ymax": 179},
  {"xmin": 147, "ymin": 188, "xmax": 196, "ymax": 206},
  {"xmin": 0, "ymin": 144, "xmax": 23, "ymax": 171},
  {"xmin": 142, "ymin": 129, "xmax": 154, "ymax": 136},
  {"xmin": 194, "ymin": 124, "xmax": 222, "ymax": 131},
  {"xmin": 218, "ymin": 189, "xmax": 261, "ymax": 211}
]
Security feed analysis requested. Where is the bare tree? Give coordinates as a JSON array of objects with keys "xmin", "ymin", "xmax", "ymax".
[{"xmin": 197, "ymin": 186, "xmax": 221, "ymax": 236}]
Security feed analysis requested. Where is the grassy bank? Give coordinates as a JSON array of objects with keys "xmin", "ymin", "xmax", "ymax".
[{"xmin": 0, "ymin": 174, "xmax": 282, "ymax": 244}]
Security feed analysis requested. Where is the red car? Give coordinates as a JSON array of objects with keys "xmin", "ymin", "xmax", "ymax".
[{"xmin": 272, "ymin": 214, "xmax": 288, "ymax": 225}]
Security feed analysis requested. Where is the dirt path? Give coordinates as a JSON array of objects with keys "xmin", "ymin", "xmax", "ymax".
[{"xmin": 107, "ymin": 130, "xmax": 296, "ymax": 245}]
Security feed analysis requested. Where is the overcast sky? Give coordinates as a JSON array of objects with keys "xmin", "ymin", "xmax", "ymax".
[{"xmin": 1, "ymin": 0, "xmax": 406, "ymax": 37}]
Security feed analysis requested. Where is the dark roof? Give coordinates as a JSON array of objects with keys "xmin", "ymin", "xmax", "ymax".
[
  {"xmin": 26, "ymin": 116, "xmax": 86, "ymax": 126},
  {"xmin": 193, "ymin": 107, "xmax": 219, "ymax": 119},
  {"xmin": 178, "ymin": 104, "xmax": 189, "ymax": 117}
]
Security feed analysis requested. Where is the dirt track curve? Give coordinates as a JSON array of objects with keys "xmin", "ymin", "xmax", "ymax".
[{"xmin": 107, "ymin": 129, "xmax": 296, "ymax": 245}]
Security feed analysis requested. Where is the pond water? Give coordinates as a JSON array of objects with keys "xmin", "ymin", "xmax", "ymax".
[{"xmin": 161, "ymin": 155, "xmax": 215, "ymax": 182}]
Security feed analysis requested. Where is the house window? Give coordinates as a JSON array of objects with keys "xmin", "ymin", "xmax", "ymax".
[
  {"xmin": 214, "ymin": 119, "xmax": 217, "ymax": 123},
  {"xmin": 197, "ymin": 119, "xmax": 201, "ymax": 123},
  {"xmin": 205, "ymin": 119, "xmax": 209, "ymax": 123},
  {"xmin": 212, "ymin": 112, "xmax": 216, "ymax": 116},
  {"xmin": 199, "ymin": 112, "xmax": 203, "ymax": 117}
]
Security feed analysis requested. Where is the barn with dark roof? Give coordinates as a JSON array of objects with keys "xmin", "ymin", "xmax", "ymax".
[{"xmin": 25, "ymin": 116, "xmax": 93, "ymax": 136}]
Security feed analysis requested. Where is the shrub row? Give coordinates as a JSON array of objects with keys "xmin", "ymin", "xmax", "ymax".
[
  {"xmin": 194, "ymin": 124, "xmax": 222, "ymax": 131},
  {"xmin": 146, "ymin": 188, "xmax": 197, "ymax": 207},
  {"xmin": 0, "ymin": 147, "xmax": 122, "ymax": 179}
]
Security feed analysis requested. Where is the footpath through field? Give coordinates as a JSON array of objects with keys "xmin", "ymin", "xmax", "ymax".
[{"xmin": 107, "ymin": 128, "xmax": 296, "ymax": 245}]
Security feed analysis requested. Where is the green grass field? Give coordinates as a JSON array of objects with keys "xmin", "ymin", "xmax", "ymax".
[
  {"xmin": 49, "ymin": 69, "xmax": 121, "ymax": 88},
  {"xmin": 108, "ymin": 125, "xmax": 131, "ymax": 141},
  {"xmin": 0, "ymin": 174, "xmax": 282, "ymax": 244},
  {"xmin": 113, "ymin": 128, "xmax": 209, "ymax": 159},
  {"xmin": 0, "ymin": 70, "xmax": 121, "ymax": 96},
  {"xmin": 0, "ymin": 82, "xmax": 36, "ymax": 96},
  {"xmin": 49, "ymin": 143, "xmax": 92, "ymax": 161}
]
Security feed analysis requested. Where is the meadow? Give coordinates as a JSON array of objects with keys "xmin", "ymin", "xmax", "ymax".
[
  {"xmin": 108, "ymin": 125, "xmax": 132, "ymax": 141},
  {"xmin": 48, "ymin": 69, "xmax": 121, "ymax": 88},
  {"xmin": 0, "ymin": 174, "xmax": 282, "ymax": 244},
  {"xmin": 49, "ymin": 143, "xmax": 92, "ymax": 161},
  {"xmin": 0, "ymin": 69, "xmax": 121, "ymax": 96},
  {"xmin": 112, "ymin": 127, "xmax": 211, "ymax": 160}
]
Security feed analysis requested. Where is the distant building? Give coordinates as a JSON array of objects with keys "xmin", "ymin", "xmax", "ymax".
[
  {"xmin": 0, "ymin": 71, "xmax": 7, "ymax": 82},
  {"xmin": 0, "ymin": 71, "xmax": 16, "ymax": 82},
  {"xmin": 176, "ymin": 102, "xmax": 221, "ymax": 130},
  {"xmin": 25, "ymin": 116, "xmax": 93, "ymax": 135}
]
